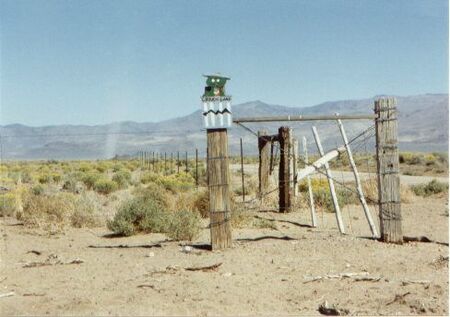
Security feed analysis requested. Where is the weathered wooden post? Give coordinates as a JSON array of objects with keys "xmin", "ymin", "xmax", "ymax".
[
  {"xmin": 279, "ymin": 126, "xmax": 292, "ymax": 212},
  {"xmin": 240, "ymin": 138, "xmax": 245, "ymax": 202},
  {"xmin": 185, "ymin": 151, "xmax": 189, "ymax": 173},
  {"xmin": 202, "ymin": 73, "xmax": 232, "ymax": 250},
  {"xmin": 195, "ymin": 148, "xmax": 199, "ymax": 188},
  {"xmin": 258, "ymin": 130, "xmax": 270, "ymax": 202},
  {"xmin": 375, "ymin": 97, "xmax": 402, "ymax": 243}
]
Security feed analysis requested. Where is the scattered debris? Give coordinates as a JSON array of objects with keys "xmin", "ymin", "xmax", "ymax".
[
  {"xmin": 431, "ymin": 255, "xmax": 449, "ymax": 269},
  {"xmin": 22, "ymin": 254, "xmax": 84, "ymax": 268},
  {"xmin": 318, "ymin": 300, "xmax": 349, "ymax": 315},
  {"xmin": 26, "ymin": 250, "xmax": 42, "ymax": 255},
  {"xmin": 23, "ymin": 293, "xmax": 46, "ymax": 297},
  {"xmin": 88, "ymin": 243, "xmax": 162, "ymax": 249},
  {"xmin": 304, "ymin": 272, "xmax": 381, "ymax": 283},
  {"xmin": 148, "ymin": 265, "xmax": 181, "ymax": 276},
  {"xmin": 386, "ymin": 292, "xmax": 411, "ymax": 306},
  {"xmin": 137, "ymin": 284, "xmax": 155, "ymax": 289},
  {"xmin": 185, "ymin": 262, "xmax": 222, "ymax": 272},
  {"xmin": 181, "ymin": 245, "xmax": 193, "ymax": 253},
  {"xmin": 401, "ymin": 279, "xmax": 430, "ymax": 286},
  {"xmin": 403, "ymin": 236, "xmax": 449, "ymax": 246},
  {"xmin": 0, "ymin": 292, "xmax": 15, "ymax": 299}
]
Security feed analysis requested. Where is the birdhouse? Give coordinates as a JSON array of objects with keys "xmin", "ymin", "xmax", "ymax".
[
  {"xmin": 203, "ymin": 74, "xmax": 230, "ymax": 97},
  {"xmin": 201, "ymin": 73, "xmax": 232, "ymax": 129}
]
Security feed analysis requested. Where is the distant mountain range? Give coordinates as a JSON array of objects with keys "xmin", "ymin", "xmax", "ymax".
[{"xmin": 0, "ymin": 94, "xmax": 448, "ymax": 160}]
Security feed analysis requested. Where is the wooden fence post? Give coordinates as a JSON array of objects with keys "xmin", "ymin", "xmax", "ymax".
[
  {"xmin": 195, "ymin": 148, "xmax": 199, "ymax": 188},
  {"xmin": 240, "ymin": 138, "xmax": 245, "ymax": 202},
  {"xmin": 207, "ymin": 129, "xmax": 232, "ymax": 250},
  {"xmin": 375, "ymin": 97, "xmax": 402, "ymax": 243},
  {"xmin": 279, "ymin": 126, "xmax": 292, "ymax": 212},
  {"xmin": 258, "ymin": 130, "xmax": 270, "ymax": 202},
  {"xmin": 177, "ymin": 151, "xmax": 180, "ymax": 173},
  {"xmin": 185, "ymin": 151, "xmax": 189, "ymax": 173}
]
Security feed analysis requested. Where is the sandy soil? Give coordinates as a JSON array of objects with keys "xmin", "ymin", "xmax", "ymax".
[{"xmin": 0, "ymin": 196, "xmax": 448, "ymax": 316}]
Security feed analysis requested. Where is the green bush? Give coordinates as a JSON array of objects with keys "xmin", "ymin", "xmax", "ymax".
[
  {"xmin": 31, "ymin": 184, "xmax": 45, "ymax": 196},
  {"xmin": 81, "ymin": 172, "xmax": 102, "ymax": 189},
  {"xmin": 38, "ymin": 173, "xmax": 52, "ymax": 184},
  {"xmin": 112, "ymin": 170, "xmax": 132, "ymax": 188},
  {"xmin": 411, "ymin": 180, "xmax": 448, "ymax": 197},
  {"xmin": 107, "ymin": 196, "xmax": 169, "ymax": 236},
  {"xmin": 132, "ymin": 183, "xmax": 170, "ymax": 209},
  {"xmin": 0, "ymin": 193, "xmax": 19, "ymax": 217},
  {"xmin": 166, "ymin": 210, "xmax": 201, "ymax": 241},
  {"xmin": 62, "ymin": 178, "xmax": 83, "ymax": 193},
  {"xmin": 93, "ymin": 179, "xmax": 118, "ymax": 195}
]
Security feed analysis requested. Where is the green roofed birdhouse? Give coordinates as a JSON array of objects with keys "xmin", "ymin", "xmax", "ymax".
[{"xmin": 201, "ymin": 74, "xmax": 232, "ymax": 129}]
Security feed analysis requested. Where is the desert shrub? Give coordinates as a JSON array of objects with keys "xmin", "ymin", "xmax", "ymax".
[
  {"xmin": 166, "ymin": 210, "xmax": 201, "ymax": 241},
  {"xmin": 132, "ymin": 183, "xmax": 170, "ymax": 209},
  {"xmin": 0, "ymin": 193, "xmax": 19, "ymax": 217},
  {"xmin": 107, "ymin": 196, "xmax": 169, "ymax": 236},
  {"xmin": 411, "ymin": 180, "xmax": 449, "ymax": 197},
  {"xmin": 112, "ymin": 163, "xmax": 124, "ymax": 172},
  {"xmin": 81, "ymin": 172, "xmax": 102, "ymax": 189},
  {"xmin": 231, "ymin": 208, "xmax": 253, "ymax": 228},
  {"xmin": 78, "ymin": 163, "xmax": 92, "ymax": 172},
  {"xmin": 51, "ymin": 173, "xmax": 62, "ymax": 183},
  {"xmin": 18, "ymin": 192, "xmax": 76, "ymax": 228},
  {"xmin": 71, "ymin": 193, "xmax": 101, "ymax": 228},
  {"xmin": 38, "ymin": 173, "xmax": 52, "ymax": 184},
  {"xmin": 253, "ymin": 217, "xmax": 277, "ymax": 230},
  {"xmin": 192, "ymin": 190, "xmax": 209, "ymax": 218},
  {"xmin": 112, "ymin": 170, "xmax": 132, "ymax": 189},
  {"xmin": 93, "ymin": 179, "xmax": 118, "ymax": 195},
  {"xmin": 62, "ymin": 178, "xmax": 83, "ymax": 194},
  {"xmin": 140, "ymin": 172, "xmax": 194, "ymax": 192},
  {"xmin": 31, "ymin": 184, "xmax": 45, "ymax": 196},
  {"xmin": 300, "ymin": 179, "xmax": 358, "ymax": 212},
  {"xmin": 159, "ymin": 173, "xmax": 195, "ymax": 192},
  {"xmin": 140, "ymin": 172, "xmax": 160, "ymax": 184}
]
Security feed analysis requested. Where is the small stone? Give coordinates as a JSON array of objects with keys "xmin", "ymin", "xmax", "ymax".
[
  {"xmin": 181, "ymin": 246, "xmax": 193, "ymax": 253},
  {"xmin": 222, "ymin": 272, "xmax": 232, "ymax": 277},
  {"xmin": 145, "ymin": 252, "xmax": 155, "ymax": 257}
]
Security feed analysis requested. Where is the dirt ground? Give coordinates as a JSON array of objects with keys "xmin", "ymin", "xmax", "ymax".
[{"xmin": 0, "ymin": 195, "xmax": 448, "ymax": 316}]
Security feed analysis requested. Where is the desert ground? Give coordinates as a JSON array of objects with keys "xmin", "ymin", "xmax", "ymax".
[{"xmin": 1, "ymin": 174, "xmax": 448, "ymax": 316}]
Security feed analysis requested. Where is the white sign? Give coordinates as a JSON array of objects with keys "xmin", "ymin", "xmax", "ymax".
[{"xmin": 201, "ymin": 96, "xmax": 232, "ymax": 129}]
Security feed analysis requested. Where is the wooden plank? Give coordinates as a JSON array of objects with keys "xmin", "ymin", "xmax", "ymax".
[
  {"xmin": 312, "ymin": 126, "xmax": 345, "ymax": 234},
  {"xmin": 279, "ymin": 127, "xmax": 292, "ymax": 212},
  {"xmin": 234, "ymin": 114, "xmax": 376, "ymax": 123},
  {"xmin": 296, "ymin": 146, "xmax": 345, "ymax": 180},
  {"xmin": 207, "ymin": 128, "xmax": 232, "ymax": 250},
  {"xmin": 337, "ymin": 119, "xmax": 378, "ymax": 238},
  {"xmin": 303, "ymin": 137, "xmax": 317, "ymax": 227},
  {"xmin": 258, "ymin": 130, "xmax": 270, "ymax": 202},
  {"xmin": 375, "ymin": 98, "xmax": 402, "ymax": 243}
]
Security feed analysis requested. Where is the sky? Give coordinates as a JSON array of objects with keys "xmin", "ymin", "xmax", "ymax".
[{"xmin": 0, "ymin": 0, "xmax": 448, "ymax": 126}]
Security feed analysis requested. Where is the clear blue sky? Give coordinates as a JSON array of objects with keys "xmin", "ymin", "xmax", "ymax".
[{"xmin": 0, "ymin": 0, "xmax": 448, "ymax": 126}]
